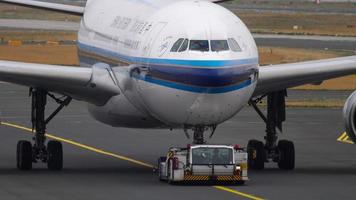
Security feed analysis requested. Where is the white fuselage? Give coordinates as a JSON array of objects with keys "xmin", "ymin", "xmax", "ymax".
[{"xmin": 77, "ymin": 0, "xmax": 259, "ymax": 128}]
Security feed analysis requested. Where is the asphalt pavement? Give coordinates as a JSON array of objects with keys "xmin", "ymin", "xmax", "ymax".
[
  {"xmin": 0, "ymin": 83, "xmax": 355, "ymax": 200},
  {"xmin": 0, "ymin": 19, "xmax": 79, "ymax": 31}
]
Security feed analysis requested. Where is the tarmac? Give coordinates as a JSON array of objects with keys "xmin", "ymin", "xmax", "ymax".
[
  {"xmin": 0, "ymin": 83, "xmax": 356, "ymax": 200},
  {"xmin": 0, "ymin": 19, "xmax": 79, "ymax": 31},
  {"xmin": 0, "ymin": 3, "xmax": 356, "ymax": 199}
]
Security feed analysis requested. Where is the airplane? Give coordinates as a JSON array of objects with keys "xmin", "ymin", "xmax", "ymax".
[{"xmin": 0, "ymin": 0, "xmax": 355, "ymax": 172}]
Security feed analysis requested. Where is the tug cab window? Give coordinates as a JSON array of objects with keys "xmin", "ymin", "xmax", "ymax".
[
  {"xmin": 189, "ymin": 40, "xmax": 209, "ymax": 52},
  {"xmin": 192, "ymin": 147, "xmax": 233, "ymax": 165},
  {"xmin": 228, "ymin": 38, "xmax": 242, "ymax": 52},
  {"xmin": 211, "ymin": 40, "xmax": 229, "ymax": 52},
  {"xmin": 170, "ymin": 38, "xmax": 184, "ymax": 52}
]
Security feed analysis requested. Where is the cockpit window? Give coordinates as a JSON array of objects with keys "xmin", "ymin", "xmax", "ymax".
[
  {"xmin": 178, "ymin": 39, "xmax": 189, "ymax": 52},
  {"xmin": 228, "ymin": 38, "xmax": 242, "ymax": 52},
  {"xmin": 172, "ymin": 39, "xmax": 240, "ymax": 53},
  {"xmin": 189, "ymin": 40, "xmax": 209, "ymax": 52},
  {"xmin": 211, "ymin": 40, "xmax": 229, "ymax": 52},
  {"xmin": 170, "ymin": 38, "xmax": 184, "ymax": 52}
]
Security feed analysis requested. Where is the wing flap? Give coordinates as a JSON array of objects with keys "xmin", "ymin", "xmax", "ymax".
[
  {"xmin": 0, "ymin": 0, "xmax": 84, "ymax": 15},
  {"xmin": 254, "ymin": 56, "xmax": 356, "ymax": 96}
]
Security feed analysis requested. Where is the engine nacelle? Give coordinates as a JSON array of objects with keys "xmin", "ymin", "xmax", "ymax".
[{"xmin": 343, "ymin": 91, "xmax": 356, "ymax": 143}]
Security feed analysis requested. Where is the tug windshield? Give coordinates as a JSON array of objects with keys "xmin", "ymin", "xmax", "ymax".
[{"xmin": 192, "ymin": 147, "xmax": 233, "ymax": 165}]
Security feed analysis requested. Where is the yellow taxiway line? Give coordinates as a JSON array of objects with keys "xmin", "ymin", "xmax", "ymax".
[
  {"xmin": 214, "ymin": 186, "xmax": 264, "ymax": 200},
  {"xmin": 1, "ymin": 122, "xmax": 154, "ymax": 168},
  {"xmin": 337, "ymin": 132, "xmax": 354, "ymax": 144},
  {"xmin": 1, "ymin": 121, "xmax": 264, "ymax": 200}
]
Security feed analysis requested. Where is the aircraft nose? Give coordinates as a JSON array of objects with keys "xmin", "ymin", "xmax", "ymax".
[
  {"xmin": 134, "ymin": 59, "xmax": 258, "ymax": 126},
  {"xmin": 184, "ymin": 92, "xmax": 240, "ymax": 125},
  {"xmin": 148, "ymin": 62, "xmax": 257, "ymax": 93},
  {"xmin": 182, "ymin": 67, "xmax": 258, "ymax": 125}
]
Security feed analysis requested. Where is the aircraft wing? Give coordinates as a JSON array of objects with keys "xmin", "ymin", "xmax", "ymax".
[
  {"xmin": 0, "ymin": 0, "xmax": 84, "ymax": 15},
  {"xmin": 0, "ymin": 60, "xmax": 121, "ymax": 106},
  {"xmin": 254, "ymin": 55, "xmax": 356, "ymax": 96}
]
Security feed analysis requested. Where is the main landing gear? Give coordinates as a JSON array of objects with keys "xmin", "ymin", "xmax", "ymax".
[
  {"xmin": 248, "ymin": 90, "xmax": 295, "ymax": 170},
  {"xmin": 17, "ymin": 88, "xmax": 71, "ymax": 170}
]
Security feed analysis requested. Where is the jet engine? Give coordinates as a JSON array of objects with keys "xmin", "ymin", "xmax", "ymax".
[{"xmin": 343, "ymin": 91, "xmax": 356, "ymax": 143}]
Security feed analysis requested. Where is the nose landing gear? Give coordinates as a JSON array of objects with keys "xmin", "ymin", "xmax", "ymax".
[
  {"xmin": 184, "ymin": 125, "xmax": 217, "ymax": 144},
  {"xmin": 16, "ymin": 88, "xmax": 71, "ymax": 170}
]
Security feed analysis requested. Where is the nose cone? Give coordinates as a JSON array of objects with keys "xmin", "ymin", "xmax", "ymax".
[
  {"xmin": 185, "ymin": 88, "xmax": 254, "ymax": 125},
  {"xmin": 136, "ymin": 79, "xmax": 257, "ymax": 126},
  {"xmin": 135, "ymin": 65, "xmax": 258, "ymax": 126}
]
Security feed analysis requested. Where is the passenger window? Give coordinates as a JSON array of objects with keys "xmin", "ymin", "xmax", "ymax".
[
  {"xmin": 178, "ymin": 39, "xmax": 189, "ymax": 52},
  {"xmin": 170, "ymin": 38, "xmax": 184, "ymax": 52},
  {"xmin": 189, "ymin": 40, "xmax": 209, "ymax": 52},
  {"xmin": 211, "ymin": 40, "xmax": 229, "ymax": 52},
  {"xmin": 228, "ymin": 38, "xmax": 242, "ymax": 52}
]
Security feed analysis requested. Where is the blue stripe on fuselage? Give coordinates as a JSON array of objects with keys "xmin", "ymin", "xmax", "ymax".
[
  {"xmin": 135, "ymin": 74, "xmax": 253, "ymax": 94},
  {"xmin": 147, "ymin": 64, "xmax": 256, "ymax": 87},
  {"xmin": 77, "ymin": 42, "xmax": 258, "ymax": 93}
]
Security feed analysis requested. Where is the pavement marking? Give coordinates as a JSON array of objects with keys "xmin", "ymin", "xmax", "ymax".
[
  {"xmin": 337, "ymin": 132, "xmax": 347, "ymax": 141},
  {"xmin": 214, "ymin": 186, "xmax": 264, "ymax": 200},
  {"xmin": 1, "ymin": 121, "xmax": 265, "ymax": 200},
  {"xmin": 337, "ymin": 132, "xmax": 354, "ymax": 144},
  {"xmin": 0, "ymin": 121, "xmax": 154, "ymax": 168}
]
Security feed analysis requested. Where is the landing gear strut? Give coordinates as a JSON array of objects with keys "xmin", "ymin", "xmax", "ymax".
[
  {"xmin": 16, "ymin": 88, "xmax": 71, "ymax": 170},
  {"xmin": 184, "ymin": 125, "xmax": 217, "ymax": 144},
  {"xmin": 248, "ymin": 90, "xmax": 295, "ymax": 170},
  {"xmin": 193, "ymin": 126, "xmax": 205, "ymax": 144}
]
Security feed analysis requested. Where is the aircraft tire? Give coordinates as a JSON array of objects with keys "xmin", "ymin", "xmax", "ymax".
[
  {"xmin": 247, "ymin": 140, "xmax": 265, "ymax": 170},
  {"xmin": 47, "ymin": 140, "xmax": 63, "ymax": 170},
  {"xmin": 277, "ymin": 140, "xmax": 295, "ymax": 170},
  {"xmin": 17, "ymin": 140, "xmax": 33, "ymax": 170}
]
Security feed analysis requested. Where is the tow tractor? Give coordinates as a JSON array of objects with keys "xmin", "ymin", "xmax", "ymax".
[{"xmin": 157, "ymin": 144, "xmax": 248, "ymax": 184}]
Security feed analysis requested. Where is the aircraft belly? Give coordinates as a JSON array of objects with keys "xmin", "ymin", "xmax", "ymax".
[{"xmin": 87, "ymin": 94, "xmax": 164, "ymax": 128}]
